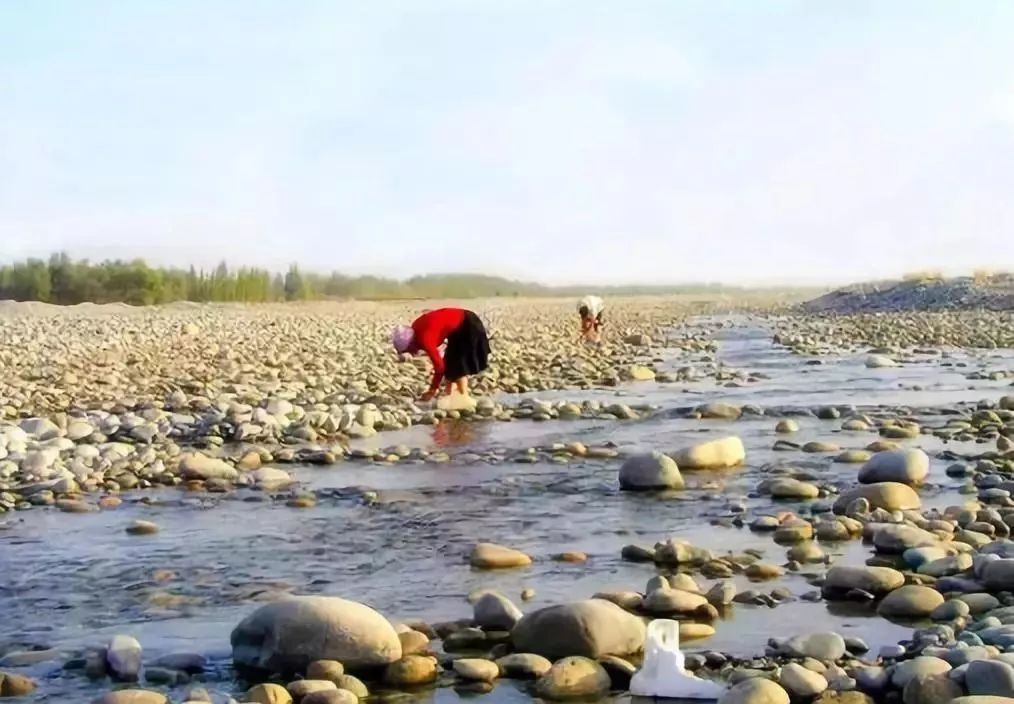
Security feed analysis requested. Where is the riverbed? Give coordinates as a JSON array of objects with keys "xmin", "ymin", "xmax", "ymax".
[{"xmin": 2, "ymin": 316, "xmax": 1013, "ymax": 703}]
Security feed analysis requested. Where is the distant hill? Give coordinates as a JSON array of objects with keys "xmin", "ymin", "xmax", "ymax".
[
  {"xmin": 803, "ymin": 274, "xmax": 1014, "ymax": 313},
  {"xmin": 0, "ymin": 253, "xmax": 821, "ymax": 305}
]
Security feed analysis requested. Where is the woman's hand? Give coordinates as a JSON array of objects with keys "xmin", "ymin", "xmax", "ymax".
[{"xmin": 420, "ymin": 389, "xmax": 437, "ymax": 402}]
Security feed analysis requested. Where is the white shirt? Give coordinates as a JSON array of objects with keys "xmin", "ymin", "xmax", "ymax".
[{"xmin": 578, "ymin": 295, "xmax": 604, "ymax": 316}]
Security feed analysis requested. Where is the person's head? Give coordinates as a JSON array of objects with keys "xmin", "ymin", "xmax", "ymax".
[
  {"xmin": 578, "ymin": 305, "xmax": 591, "ymax": 321},
  {"xmin": 392, "ymin": 325, "xmax": 415, "ymax": 354}
]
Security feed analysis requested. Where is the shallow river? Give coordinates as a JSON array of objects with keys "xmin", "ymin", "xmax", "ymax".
[{"xmin": 2, "ymin": 317, "xmax": 1013, "ymax": 703}]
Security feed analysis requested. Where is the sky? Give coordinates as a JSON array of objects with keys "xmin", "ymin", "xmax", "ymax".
[{"xmin": 2, "ymin": 1, "xmax": 1014, "ymax": 286}]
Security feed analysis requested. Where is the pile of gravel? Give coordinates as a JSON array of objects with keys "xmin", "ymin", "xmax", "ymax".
[{"xmin": 803, "ymin": 276, "xmax": 1014, "ymax": 313}]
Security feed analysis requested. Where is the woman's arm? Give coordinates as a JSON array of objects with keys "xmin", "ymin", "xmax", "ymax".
[{"xmin": 419, "ymin": 336, "xmax": 445, "ymax": 398}]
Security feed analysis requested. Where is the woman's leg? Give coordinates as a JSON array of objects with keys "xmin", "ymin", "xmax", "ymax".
[{"xmin": 455, "ymin": 377, "xmax": 469, "ymax": 397}]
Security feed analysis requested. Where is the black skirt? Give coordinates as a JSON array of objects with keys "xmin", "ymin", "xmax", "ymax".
[{"xmin": 444, "ymin": 311, "xmax": 490, "ymax": 381}]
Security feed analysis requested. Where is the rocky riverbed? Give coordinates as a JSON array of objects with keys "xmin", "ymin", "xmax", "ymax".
[{"xmin": 2, "ymin": 299, "xmax": 1014, "ymax": 704}]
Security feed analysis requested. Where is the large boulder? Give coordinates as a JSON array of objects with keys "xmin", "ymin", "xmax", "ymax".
[
  {"xmin": 670, "ymin": 436, "xmax": 745, "ymax": 470},
  {"xmin": 832, "ymin": 482, "xmax": 921, "ymax": 513},
  {"xmin": 511, "ymin": 599, "xmax": 646, "ymax": 659},
  {"xmin": 619, "ymin": 452, "xmax": 684, "ymax": 490},
  {"xmin": 821, "ymin": 566, "xmax": 905, "ymax": 599},
  {"xmin": 858, "ymin": 450, "xmax": 929, "ymax": 485},
  {"xmin": 231, "ymin": 596, "xmax": 402, "ymax": 673}
]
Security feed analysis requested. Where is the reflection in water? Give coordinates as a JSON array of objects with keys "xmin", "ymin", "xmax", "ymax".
[{"xmin": 433, "ymin": 419, "xmax": 484, "ymax": 447}]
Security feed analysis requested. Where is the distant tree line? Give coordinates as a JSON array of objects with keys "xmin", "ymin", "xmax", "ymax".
[{"xmin": 0, "ymin": 252, "xmax": 776, "ymax": 305}]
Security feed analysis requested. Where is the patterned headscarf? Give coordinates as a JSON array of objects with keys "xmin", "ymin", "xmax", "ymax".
[{"xmin": 392, "ymin": 325, "xmax": 415, "ymax": 353}]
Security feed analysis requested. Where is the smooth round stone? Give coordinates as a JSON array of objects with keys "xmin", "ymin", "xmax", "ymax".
[
  {"xmin": 782, "ymin": 632, "xmax": 847, "ymax": 660},
  {"xmin": 958, "ymin": 594, "xmax": 1001, "ymax": 614},
  {"xmin": 619, "ymin": 452, "xmax": 684, "ymax": 490},
  {"xmin": 383, "ymin": 655, "xmax": 438, "ymax": 687},
  {"xmin": 901, "ymin": 673, "xmax": 961, "ymax": 704},
  {"xmin": 744, "ymin": 563, "xmax": 784, "ymax": 580},
  {"xmin": 398, "ymin": 630, "xmax": 429, "ymax": 655},
  {"xmin": 803, "ymin": 441, "xmax": 841, "ymax": 453},
  {"xmin": 302, "ymin": 691, "xmax": 359, "ymax": 704},
  {"xmin": 780, "ymin": 663, "xmax": 828, "ymax": 697},
  {"xmin": 965, "ymin": 660, "xmax": 1014, "ymax": 697},
  {"xmin": 775, "ymin": 519, "xmax": 814, "ymax": 543},
  {"xmin": 125, "ymin": 520, "xmax": 160, "ymax": 536},
  {"xmin": 931, "ymin": 600, "xmax": 971, "ymax": 621},
  {"xmin": 469, "ymin": 543, "xmax": 531, "ymax": 569},
  {"xmin": 822, "ymin": 566, "xmax": 905, "ymax": 598},
  {"xmin": 287, "ymin": 681, "xmax": 338, "ymax": 700},
  {"xmin": 903, "ymin": 547, "xmax": 949, "ymax": 569},
  {"xmin": 835, "ymin": 450, "xmax": 872, "ymax": 464},
  {"xmin": 858, "ymin": 449, "xmax": 930, "ymax": 485},
  {"xmin": 751, "ymin": 516, "xmax": 781, "ymax": 532},
  {"xmin": 788, "ymin": 542, "xmax": 826, "ymax": 564},
  {"xmin": 816, "ymin": 521, "xmax": 852, "ymax": 542},
  {"xmin": 534, "ymin": 656, "xmax": 610, "ymax": 700},
  {"xmin": 335, "ymin": 675, "xmax": 368, "ymax": 698},
  {"xmin": 890, "ymin": 657, "xmax": 952, "ymax": 688},
  {"xmin": 770, "ymin": 479, "xmax": 820, "ymax": 499},
  {"xmin": 679, "ymin": 623, "xmax": 716, "ymax": 641},
  {"xmin": 719, "ymin": 677, "xmax": 790, "ymax": 704},
  {"xmin": 496, "ymin": 653, "xmax": 552, "ymax": 679},
  {"xmin": 306, "ymin": 660, "xmax": 345, "ymax": 683},
  {"xmin": 453, "ymin": 658, "xmax": 500, "ymax": 683},
  {"xmin": 247, "ymin": 684, "xmax": 293, "ymax": 704},
  {"xmin": 878, "ymin": 586, "xmax": 945, "ymax": 619}
]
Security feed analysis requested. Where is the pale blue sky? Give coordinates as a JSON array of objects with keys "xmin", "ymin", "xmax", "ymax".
[{"xmin": 2, "ymin": 1, "xmax": 1013, "ymax": 285}]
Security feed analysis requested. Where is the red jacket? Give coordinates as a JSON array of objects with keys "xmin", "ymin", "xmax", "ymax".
[{"xmin": 408, "ymin": 307, "xmax": 466, "ymax": 392}]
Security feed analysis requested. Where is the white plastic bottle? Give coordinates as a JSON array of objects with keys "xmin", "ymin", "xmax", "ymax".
[{"xmin": 629, "ymin": 620, "xmax": 726, "ymax": 700}]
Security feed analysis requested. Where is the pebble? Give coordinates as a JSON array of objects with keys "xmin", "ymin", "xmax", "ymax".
[{"xmin": 125, "ymin": 520, "xmax": 160, "ymax": 536}]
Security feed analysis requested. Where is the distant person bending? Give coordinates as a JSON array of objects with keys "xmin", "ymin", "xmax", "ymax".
[
  {"xmin": 577, "ymin": 295, "xmax": 605, "ymax": 343},
  {"xmin": 392, "ymin": 308, "xmax": 490, "ymax": 402}
]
